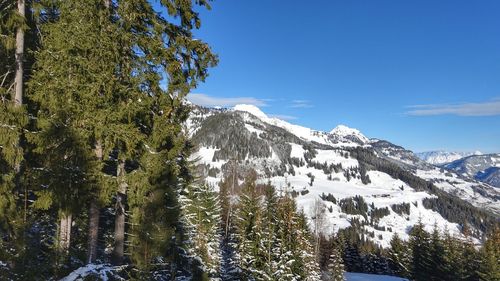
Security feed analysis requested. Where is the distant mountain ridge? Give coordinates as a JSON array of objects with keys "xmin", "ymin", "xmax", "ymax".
[
  {"xmin": 416, "ymin": 150, "xmax": 482, "ymax": 165},
  {"xmin": 186, "ymin": 104, "xmax": 500, "ymax": 247},
  {"xmin": 444, "ymin": 154, "xmax": 500, "ymax": 188}
]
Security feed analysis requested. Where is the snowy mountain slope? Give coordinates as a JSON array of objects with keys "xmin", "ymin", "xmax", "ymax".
[
  {"xmin": 369, "ymin": 140, "xmax": 500, "ymax": 214},
  {"xmin": 416, "ymin": 150, "xmax": 481, "ymax": 165},
  {"xmin": 444, "ymin": 154, "xmax": 500, "ymax": 188},
  {"xmin": 186, "ymin": 104, "xmax": 500, "ymax": 247}
]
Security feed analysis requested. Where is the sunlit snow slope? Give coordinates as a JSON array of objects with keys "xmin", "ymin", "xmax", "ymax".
[{"xmin": 187, "ymin": 104, "xmax": 500, "ymax": 247}]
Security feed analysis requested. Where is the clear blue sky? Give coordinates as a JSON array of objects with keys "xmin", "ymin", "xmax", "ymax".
[{"xmin": 183, "ymin": 0, "xmax": 500, "ymax": 153}]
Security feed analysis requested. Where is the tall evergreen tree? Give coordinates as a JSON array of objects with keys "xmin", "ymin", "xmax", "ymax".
[
  {"xmin": 260, "ymin": 183, "xmax": 279, "ymax": 279},
  {"xmin": 28, "ymin": 0, "xmax": 111, "ymax": 260},
  {"xmin": 429, "ymin": 224, "xmax": 447, "ymax": 281},
  {"xmin": 180, "ymin": 181, "xmax": 222, "ymax": 278},
  {"xmin": 109, "ymin": 0, "xmax": 218, "ymax": 266},
  {"xmin": 324, "ymin": 244, "xmax": 345, "ymax": 281},
  {"xmin": 388, "ymin": 233, "xmax": 410, "ymax": 278},
  {"xmin": 0, "ymin": 0, "xmax": 29, "ymax": 261},
  {"xmin": 477, "ymin": 227, "xmax": 500, "ymax": 281},
  {"xmin": 408, "ymin": 220, "xmax": 432, "ymax": 281},
  {"xmin": 234, "ymin": 172, "xmax": 265, "ymax": 279}
]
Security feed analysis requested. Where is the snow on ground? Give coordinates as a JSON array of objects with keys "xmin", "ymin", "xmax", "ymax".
[
  {"xmin": 290, "ymin": 143, "xmax": 306, "ymax": 159},
  {"xmin": 189, "ymin": 104, "xmax": 492, "ymax": 248},
  {"xmin": 313, "ymin": 149, "xmax": 359, "ymax": 168},
  {"xmin": 233, "ymin": 104, "xmax": 362, "ymax": 147},
  {"xmin": 244, "ymin": 123, "xmax": 264, "ymax": 136},
  {"xmin": 60, "ymin": 264, "xmax": 127, "ymax": 281},
  {"xmin": 263, "ymin": 164, "xmax": 462, "ymax": 247},
  {"xmin": 330, "ymin": 124, "xmax": 369, "ymax": 143},
  {"xmin": 345, "ymin": 272, "xmax": 408, "ymax": 281},
  {"xmin": 416, "ymin": 168, "xmax": 500, "ymax": 215}
]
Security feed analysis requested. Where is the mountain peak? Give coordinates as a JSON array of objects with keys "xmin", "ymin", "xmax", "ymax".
[
  {"xmin": 330, "ymin": 124, "xmax": 369, "ymax": 143},
  {"xmin": 233, "ymin": 104, "xmax": 268, "ymax": 119}
]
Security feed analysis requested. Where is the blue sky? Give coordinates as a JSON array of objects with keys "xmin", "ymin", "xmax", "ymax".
[{"xmin": 182, "ymin": 0, "xmax": 500, "ymax": 153}]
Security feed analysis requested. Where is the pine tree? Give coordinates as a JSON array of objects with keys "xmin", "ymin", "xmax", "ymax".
[
  {"xmin": 325, "ymin": 245, "xmax": 345, "ymax": 281},
  {"xmin": 27, "ymin": 1, "xmax": 110, "ymax": 268},
  {"xmin": 0, "ymin": 0, "xmax": 33, "ymax": 265},
  {"xmin": 429, "ymin": 224, "xmax": 447, "ymax": 281},
  {"xmin": 461, "ymin": 236, "xmax": 480, "ymax": 281},
  {"xmin": 234, "ymin": 172, "xmax": 265, "ymax": 279},
  {"xmin": 260, "ymin": 183, "xmax": 279, "ymax": 279},
  {"xmin": 110, "ymin": 0, "xmax": 217, "ymax": 268},
  {"xmin": 408, "ymin": 220, "xmax": 432, "ymax": 281},
  {"xmin": 388, "ymin": 233, "xmax": 410, "ymax": 278},
  {"xmin": 180, "ymin": 181, "xmax": 222, "ymax": 278},
  {"xmin": 477, "ymin": 227, "xmax": 500, "ymax": 281},
  {"xmin": 441, "ymin": 231, "xmax": 464, "ymax": 281},
  {"xmin": 295, "ymin": 211, "xmax": 321, "ymax": 280}
]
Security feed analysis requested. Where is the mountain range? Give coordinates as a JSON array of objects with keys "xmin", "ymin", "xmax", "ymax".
[
  {"xmin": 415, "ymin": 151, "xmax": 482, "ymax": 165},
  {"xmin": 186, "ymin": 104, "xmax": 500, "ymax": 247}
]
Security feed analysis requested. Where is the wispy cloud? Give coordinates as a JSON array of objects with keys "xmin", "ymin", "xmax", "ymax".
[
  {"xmin": 290, "ymin": 99, "xmax": 313, "ymax": 108},
  {"xmin": 268, "ymin": 114, "xmax": 298, "ymax": 121},
  {"xmin": 188, "ymin": 93, "xmax": 267, "ymax": 107},
  {"xmin": 406, "ymin": 98, "xmax": 500, "ymax": 116}
]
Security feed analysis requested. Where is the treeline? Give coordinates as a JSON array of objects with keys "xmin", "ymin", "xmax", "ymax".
[
  {"xmin": 0, "ymin": 0, "xmax": 217, "ymax": 279},
  {"xmin": 317, "ymin": 220, "xmax": 500, "ymax": 281}
]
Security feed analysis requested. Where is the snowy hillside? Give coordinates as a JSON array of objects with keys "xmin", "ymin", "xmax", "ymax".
[
  {"xmin": 444, "ymin": 154, "xmax": 500, "ymax": 188},
  {"xmin": 186, "ymin": 104, "xmax": 500, "ymax": 247},
  {"xmin": 416, "ymin": 150, "xmax": 481, "ymax": 165}
]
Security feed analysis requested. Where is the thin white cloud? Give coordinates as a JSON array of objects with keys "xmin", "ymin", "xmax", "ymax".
[
  {"xmin": 290, "ymin": 99, "xmax": 313, "ymax": 108},
  {"xmin": 406, "ymin": 98, "xmax": 500, "ymax": 116},
  {"xmin": 188, "ymin": 93, "xmax": 267, "ymax": 107},
  {"xmin": 268, "ymin": 114, "xmax": 298, "ymax": 121}
]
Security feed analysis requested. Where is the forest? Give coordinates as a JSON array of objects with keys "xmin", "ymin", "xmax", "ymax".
[{"xmin": 1, "ymin": 1, "xmax": 499, "ymax": 280}]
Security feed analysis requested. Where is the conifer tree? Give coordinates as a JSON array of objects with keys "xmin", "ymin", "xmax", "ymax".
[
  {"xmin": 429, "ymin": 224, "xmax": 447, "ymax": 281},
  {"xmin": 0, "ymin": 0, "xmax": 31, "ymax": 261},
  {"xmin": 441, "ymin": 230, "xmax": 464, "ymax": 281},
  {"xmin": 109, "ymin": 0, "xmax": 217, "ymax": 266},
  {"xmin": 28, "ymin": 0, "xmax": 110, "ymax": 257},
  {"xmin": 234, "ymin": 172, "xmax": 265, "ymax": 279},
  {"xmin": 461, "ymin": 236, "xmax": 480, "ymax": 281},
  {"xmin": 325, "ymin": 245, "xmax": 345, "ymax": 281},
  {"xmin": 477, "ymin": 227, "xmax": 500, "ymax": 281},
  {"xmin": 180, "ymin": 181, "xmax": 222, "ymax": 278},
  {"xmin": 260, "ymin": 183, "xmax": 279, "ymax": 279},
  {"xmin": 388, "ymin": 233, "xmax": 410, "ymax": 278},
  {"xmin": 408, "ymin": 220, "xmax": 432, "ymax": 281}
]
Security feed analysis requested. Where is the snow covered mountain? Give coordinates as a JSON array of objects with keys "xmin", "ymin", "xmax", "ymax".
[
  {"xmin": 416, "ymin": 151, "xmax": 482, "ymax": 165},
  {"xmin": 186, "ymin": 104, "xmax": 500, "ymax": 247},
  {"xmin": 444, "ymin": 154, "xmax": 500, "ymax": 188}
]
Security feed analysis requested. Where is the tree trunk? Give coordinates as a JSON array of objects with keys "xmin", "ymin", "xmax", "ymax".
[
  {"xmin": 87, "ymin": 200, "xmax": 100, "ymax": 263},
  {"xmin": 14, "ymin": 0, "xmax": 25, "ymax": 106},
  {"xmin": 59, "ymin": 213, "xmax": 72, "ymax": 253},
  {"xmin": 87, "ymin": 141, "xmax": 103, "ymax": 264},
  {"xmin": 112, "ymin": 159, "xmax": 127, "ymax": 265}
]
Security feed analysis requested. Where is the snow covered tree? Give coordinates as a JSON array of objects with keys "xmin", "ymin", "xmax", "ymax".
[
  {"xmin": 295, "ymin": 212, "xmax": 321, "ymax": 280},
  {"xmin": 324, "ymin": 246, "xmax": 345, "ymax": 281},
  {"xmin": 180, "ymin": 181, "xmax": 222, "ymax": 278},
  {"xmin": 234, "ymin": 172, "xmax": 265, "ymax": 279},
  {"xmin": 260, "ymin": 183, "xmax": 279, "ymax": 279}
]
